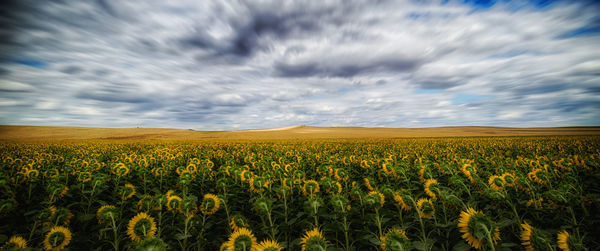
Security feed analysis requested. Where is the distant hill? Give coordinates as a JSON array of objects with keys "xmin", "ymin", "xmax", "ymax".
[{"xmin": 1, "ymin": 125, "xmax": 599, "ymax": 140}]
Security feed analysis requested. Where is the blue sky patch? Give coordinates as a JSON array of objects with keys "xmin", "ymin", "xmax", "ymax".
[
  {"xmin": 452, "ymin": 93, "xmax": 490, "ymax": 104},
  {"xmin": 14, "ymin": 59, "xmax": 47, "ymax": 68}
]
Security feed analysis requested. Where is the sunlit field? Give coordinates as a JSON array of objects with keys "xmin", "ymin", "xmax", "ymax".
[{"xmin": 1, "ymin": 136, "xmax": 599, "ymax": 250}]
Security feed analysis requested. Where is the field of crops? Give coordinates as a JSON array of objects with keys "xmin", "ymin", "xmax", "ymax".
[{"xmin": 1, "ymin": 136, "xmax": 599, "ymax": 251}]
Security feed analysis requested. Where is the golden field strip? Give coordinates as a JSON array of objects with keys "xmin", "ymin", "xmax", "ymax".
[{"xmin": 1, "ymin": 125, "xmax": 600, "ymax": 140}]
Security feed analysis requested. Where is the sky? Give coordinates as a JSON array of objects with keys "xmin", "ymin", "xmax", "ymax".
[{"xmin": 0, "ymin": 0, "xmax": 599, "ymax": 130}]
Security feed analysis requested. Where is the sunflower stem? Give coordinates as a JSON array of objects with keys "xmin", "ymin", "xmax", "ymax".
[
  {"xmin": 375, "ymin": 208, "xmax": 383, "ymax": 238},
  {"xmin": 482, "ymin": 224, "xmax": 496, "ymax": 251},
  {"xmin": 343, "ymin": 215, "xmax": 350, "ymax": 251},
  {"xmin": 110, "ymin": 214, "xmax": 119, "ymax": 251}
]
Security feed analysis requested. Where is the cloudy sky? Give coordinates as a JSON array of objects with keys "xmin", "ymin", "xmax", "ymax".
[{"xmin": 0, "ymin": 0, "xmax": 599, "ymax": 130}]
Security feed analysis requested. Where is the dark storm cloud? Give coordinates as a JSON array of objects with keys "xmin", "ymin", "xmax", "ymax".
[
  {"xmin": 60, "ymin": 65, "xmax": 84, "ymax": 75},
  {"xmin": 181, "ymin": 2, "xmax": 344, "ymax": 59},
  {"xmin": 414, "ymin": 78, "xmax": 464, "ymax": 90},
  {"xmin": 275, "ymin": 57, "xmax": 422, "ymax": 78}
]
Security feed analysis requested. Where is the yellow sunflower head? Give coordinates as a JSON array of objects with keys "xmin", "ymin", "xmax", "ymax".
[
  {"xmin": 501, "ymin": 173, "xmax": 515, "ymax": 187},
  {"xmin": 364, "ymin": 177, "xmax": 375, "ymax": 191},
  {"xmin": 334, "ymin": 168, "xmax": 348, "ymax": 181},
  {"xmin": 121, "ymin": 183, "xmax": 136, "ymax": 200},
  {"xmin": 230, "ymin": 214, "xmax": 250, "ymax": 231},
  {"xmin": 300, "ymin": 228, "xmax": 327, "ymax": 251},
  {"xmin": 126, "ymin": 212, "xmax": 157, "ymax": 242},
  {"xmin": 557, "ymin": 230, "xmax": 581, "ymax": 251},
  {"xmin": 458, "ymin": 207, "xmax": 501, "ymax": 249},
  {"xmin": 557, "ymin": 230, "xmax": 571, "ymax": 251},
  {"xmin": 249, "ymin": 176, "xmax": 268, "ymax": 193},
  {"xmin": 488, "ymin": 175, "xmax": 504, "ymax": 191},
  {"xmin": 3, "ymin": 236, "xmax": 27, "ymax": 249},
  {"xmin": 393, "ymin": 191, "xmax": 412, "ymax": 211},
  {"xmin": 77, "ymin": 171, "xmax": 92, "ymax": 183},
  {"xmin": 380, "ymin": 228, "xmax": 410, "ymax": 251},
  {"xmin": 220, "ymin": 242, "xmax": 228, "ymax": 251},
  {"xmin": 416, "ymin": 198, "xmax": 435, "ymax": 219},
  {"xmin": 528, "ymin": 169, "xmax": 549, "ymax": 184},
  {"xmin": 46, "ymin": 207, "xmax": 73, "ymax": 227},
  {"xmin": 167, "ymin": 195, "xmax": 182, "ymax": 212},
  {"xmin": 43, "ymin": 226, "xmax": 72, "ymax": 251},
  {"xmin": 96, "ymin": 205, "xmax": 118, "ymax": 225},
  {"xmin": 226, "ymin": 227, "xmax": 257, "ymax": 251},
  {"xmin": 424, "ymin": 178, "xmax": 439, "ymax": 199},
  {"xmin": 521, "ymin": 221, "xmax": 551, "ymax": 251},
  {"xmin": 256, "ymin": 239, "xmax": 283, "ymax": 251},
  {"xmin": 114, "ymin": 163, "xmax": 129, "ymax": 176},
  {"xmin": 240, "ymin": 170, "xmax": 252, "ymax": 182},
  {"xmin": 200, "ymin": 193, "xmax": 220, "ymax": 215},
  {"xmin": 302, "ymin": 180, "xmax": 320, "ymax": 197},
  {"xmin": 365, "ymin": 191, "xmax": 385, "ymax": 209}
]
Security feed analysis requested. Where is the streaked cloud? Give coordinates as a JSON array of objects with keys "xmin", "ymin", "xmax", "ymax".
[{"xmin": 0, "ymin": 0, "xmax": 598, "ymax": 129}]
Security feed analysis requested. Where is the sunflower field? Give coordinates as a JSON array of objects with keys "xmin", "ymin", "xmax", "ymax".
[{"xmin": 1, "ymin": 136, "xmax": 599, "ymax": 250}]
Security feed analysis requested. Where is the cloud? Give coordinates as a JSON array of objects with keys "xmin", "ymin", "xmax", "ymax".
[{"xmin": 0, "ymin": 0, "xmax": 598, "ymax": 129}]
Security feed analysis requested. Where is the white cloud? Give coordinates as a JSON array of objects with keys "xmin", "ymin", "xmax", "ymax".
[{"xmin": 0, "ymin": 0, "xmax": 598, "ymax": 129}]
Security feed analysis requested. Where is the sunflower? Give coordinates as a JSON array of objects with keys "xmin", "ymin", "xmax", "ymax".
[
  {"xmin": 230, "ymin": 214, "xmax": 250, "ymax": 232},
  {"xmin": 364, "ymin": 177, "xmax": 375, "ymax": 191},
  {"xmin": 165, "ymin": 189, "xmax": 175, "ymax": 198},
  {"xmin": 77, "ymin": 171, "xmax": 92, "ymax": 182},
  {"xmin": 46, "ymin": 207, "xmax": 73, "ymax": 227},
  {"xmin": 424, "ymin": 178, "xmax": 438, "ymax": 199},
  {"xmin": 43, "ymin": 226, "xmax": 72, "ymax": 251},
  {"xmin": 330, "ymin": 194, "xmax": 351, "ymax": 213},
  {"xmin": 528, "ymin": 169, "xmax": 548, "ymax": 184},
  {"xmin": 167, "ymin": 195, "xmax": 182, "ymax": 212},
  {"xmin": 3, "ymin": 235, "xmax": 27, "ymax": 249},
  {"xmin": 458, "ymin": 207, "xmax": 501, "ymax": 249},
  {"xmin": 393, "ymin": 191, "xmax": 412, "ymax": 211},
  {"xmin": 220, "ymin": 242, "xmax": 228, "ymax": 251},
  {"xmin": 334, "ymin": 168, "xmax": 348, "ymax": 181},
  {"xmin": 25, "ymin": 168, "xmax": 39, "ymax": 180},
  {"xmin": 521, "ymin": 222, "xmax": 535, "ymax": 251},
  {"xmin": 300, "ymin": 228, "xmax": 327, "ymax": 251},
  {"xmin": 249, "ymin": 176, "xmax": 268, "ymax": 193},
  {"xmin": 302, "ymin": 180, "xmax": 320, "ymax": 197},
  {"xmin": 460, "ymin": 164, "xmax": 476, "ymax": 184},
  {"xmin": 526, "ymin": 198, "xmax": 543, "ymax": 208},
  {"xmin": 521, "ymin": 221, "xmax": 550, "ymax": 251},
  {"xmin": 226, "ymin": 227, "xmax": 257, "ymax": 251},
  {"xmin": 126, "ymin": 212, "xmax": 157, "ymax": 242},
  {"xmin": 200, "ymin": 193, "xmax": 220, "ymax": 215},
  {"xmin": 488, "ymin": 175, "xmax": 504, "ymax": 191},
  {"xmin": 416, "ymin": 198, "xmax": 434, "ymax": 219},
  {"xmin": 121, "ymin": 183, "xmax": 136, "ymax": 200},
  {"xmin": 380, "ymin": 228, "xmax": 410, "ymax": 251},
  {"xmin": 58, "ymin": 185, "xmax": 69, "ymax": 199},
  {"xmin": 365, "ymin": 191, "xmax": 385, "ymax": 209},
  {"xmin": 256, "ymin": 239, "xmax": 283, "ymax": 251},
  {"xmin": 240, "ymin": 170, "xmax": 252, "ymax": 182},
  {"xmin": 501, "ymin": 173, "xmax": 516, "ymax": 187},
  {"xmin": 332, "ymin": 181, "xmax": 342, "ymax": 194},
  {"xmin": 557, "ymin": 230, "xmax": 574, "ymax": 251},
  {"xmin": 96, "ymin": 205, "xmax": 118, "ymax": 225},
  {"xmin": 114, "ymin": 163, "xmax": 129, "ymax": 176}
]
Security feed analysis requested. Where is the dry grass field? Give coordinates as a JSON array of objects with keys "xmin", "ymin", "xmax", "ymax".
[{"xmin": 1, "ymin": 125, "xmax": 599, "ymax": 140}]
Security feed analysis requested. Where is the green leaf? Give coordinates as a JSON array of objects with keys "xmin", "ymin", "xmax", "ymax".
[{"xmin": 452, "ymin": 241, "xmax": 471, "ymax": 251}]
